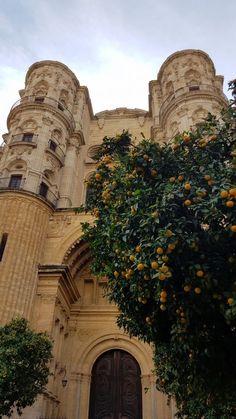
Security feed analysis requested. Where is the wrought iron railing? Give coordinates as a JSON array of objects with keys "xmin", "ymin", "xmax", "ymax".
[
  {"xmin": 159, "ymin": 83, "xmax": 228, "ymax": 121},
  {"xmin": 10, "ymin": 96, "xmax": 75, "ymax": 128},
  {"xmin": 47, "ymin": 140, "xmax": 65, "ymax": 164},
  {"xmin": 11, "ymin": 133, "xmax": 38, "ymax": 144},
  {"xmin": 0, "ymin": 177, "xmax": 58, "ymax": 207}
]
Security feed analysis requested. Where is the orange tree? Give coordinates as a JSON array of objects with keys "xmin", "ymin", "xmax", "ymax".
[
  {"xmin": 81, "ymin": 82, "xmax": 236, "ymax": 418},
  {"xmin": 0, "ymin": 318, "xmax": 52, "ymax": 417}
]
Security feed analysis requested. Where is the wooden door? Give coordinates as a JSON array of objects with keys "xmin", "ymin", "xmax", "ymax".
[{"xmin": 89, "ymin": 350, "xmax": 142, "ymax": 419}]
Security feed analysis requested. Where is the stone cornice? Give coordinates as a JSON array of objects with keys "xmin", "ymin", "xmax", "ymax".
[
  {"xmin": 95, "ymin": 107, "xmax": 149, "ymax": 120},
  {"xmin": 0, "ymin": 190, "xmax": 54, "ymax": 212},
  {"xmin": 7, "ymin": 101, "xmax": 75, "ymax": 133},
  {"xmin": 38, "ymin": 264, "xmax": 80, "ymax": 307}
]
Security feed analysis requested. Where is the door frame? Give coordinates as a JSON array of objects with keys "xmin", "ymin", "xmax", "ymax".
[{"xmin": 88, "ymin": 349, "xmax": 143, "ymax": 419}]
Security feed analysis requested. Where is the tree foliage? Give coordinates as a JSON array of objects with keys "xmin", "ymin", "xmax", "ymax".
[
  {"xmin": 0, "ymin": 317, "xmax": 52, "ymax": 417},
  {"xmin": 81, "ymin": 81, "xmax": 236, "ymax": 418}
]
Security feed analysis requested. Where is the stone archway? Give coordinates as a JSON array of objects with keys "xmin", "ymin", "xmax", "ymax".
[{"xmin": 63, "ymin": 333, "xmax": 175, "ymax": 419}]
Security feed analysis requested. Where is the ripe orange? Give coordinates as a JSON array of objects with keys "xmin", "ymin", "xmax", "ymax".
[
  {"xmin": 160, "ymin": 304, "xmax": 167, "ymax": 311},
  {"xmin": 194, "ymin": 287, "xmax": 201, "ymax": 294},
  {"xmin": 229, "ymin": 188, "xmax": 236, "ymax": 196},
  {"xmin": 178, "ymin": 175, "xmax": 184, "ymax": 181},
  {"xmin": 129, "ymin": 255, "xmax": 135, "ymax": 261},
  {"xmin": 184, "ymin": 199, "xmax": 192, "ymax": 206},
  {"xmin": 169, "ymin": 176, "xmax": 176, "ymax": 183},
  {"xmin": 156, "ymin": 247, "xmax": 164, "ymax": 255},
  {"xmin": 227, "ymin": 297, "xmax": 234, "ymax": 305},
  {"xmin": 160, "ymin": 296, "xmax": 167, "ymax": 303},
  {"xmin": 151, "ymin": 261, "xmax": 159, "ymax": 269},
  {"xmin": 220, "ymin": 190, "xmax": 228, "ymax": 198},
  {"xmin": 184, "ymin": 183, "xmax": 191, "ymax": 190},
  {"xmin": 160, "ymin": 265, "xmax": 169, "ymax": 273},
  {"xmin": 165, "ymin": 229, "xmax": 173, "ymax": 237},
  {"xmin": 184, "ymin": 285, "xmax": 191, "ymax": 292},
  {"xmin": 150, "ymin": 169, "xmax": 158, "ymax": 177},
  {"xmin": 135, "ymin": 245, "xmax": 141, "ymax": 252},
  {"xmin": 160, "ymin": 290, "xmax": 167, "ymax": 298},
  {"xmin": 204, "ymin": 175, "xmax": 211, "ymax": 181},
  {"xmin": 230, "ymin": 225, "xmax": 236, "ymax": 233},
  {"xmin": 226, "ymin": 200, "xmax": 234, "ymax": 208},
  {"xmin": 183, "ymin": 133, "xmax": 191, "ymax": 142},
  {"xmin": 145, "ymin": 316, "xmax": 151, "ymax": 323},
  {"xmin": 173, "ymin": 144, "xmax": 179, "ymax": 151},
  {"xmin": 114, "ymin": 271, "xmax": 119, "ymax": 278},
  {"xmin": 168, "ymin": 243, "xmax": 176, "ymax": 250},
  {"xmin": 137, "ymin": 263, "xmax": 145, "ymax": 271},
  {"xmin": 159, "ymin": 273, "xmax": 166, "ymax": 281},
  {"xmin": 196, "ymin": 270, "xmax": 204, "ymax": 278},
  {"xmin": 95, "ymin": 173, "xmax": 102, "ymax": 181}
]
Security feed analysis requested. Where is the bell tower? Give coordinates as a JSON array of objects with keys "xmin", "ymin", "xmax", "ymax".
[
  {"xmin": 0, "ymin": 61, "xmax": 90, "ymax": 323},
  {"xmin": 149, "ymin": 49, "xmax": 227, "ymax": 141}
]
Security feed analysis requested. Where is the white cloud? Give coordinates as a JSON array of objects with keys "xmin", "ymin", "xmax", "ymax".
[
  {"xmin": 0, "ymin": 66, "xmax": 25, "ymax": 139},
  {"xmin": 0, "ymin": 0, "xmax": 235, "ymax": 140}
]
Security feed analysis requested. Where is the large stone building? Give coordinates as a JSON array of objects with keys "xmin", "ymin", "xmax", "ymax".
[{"xmin": 0, "ymin": 49, "xmax": 227, "ymax": 419}]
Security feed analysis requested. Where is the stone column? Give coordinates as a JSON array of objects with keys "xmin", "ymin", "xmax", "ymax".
[{"xmin": 57, "ymin": 136, "xmax": 80, "ymax": 208}]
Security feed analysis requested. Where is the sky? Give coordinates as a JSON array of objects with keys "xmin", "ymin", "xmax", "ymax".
[{"xmin": 0, "ymin": 0, "xmax": 235, "ymax": 140}]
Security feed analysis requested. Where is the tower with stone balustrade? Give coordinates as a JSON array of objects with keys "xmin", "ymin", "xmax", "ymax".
[{"xmin": 0, "ymin": 50, "xmax": 228, "ymax": 419}]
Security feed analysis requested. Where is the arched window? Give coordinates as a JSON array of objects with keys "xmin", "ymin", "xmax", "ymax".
[{"xmin": 39, "ymin": 182, "xmax": 49, "ymax": 198}]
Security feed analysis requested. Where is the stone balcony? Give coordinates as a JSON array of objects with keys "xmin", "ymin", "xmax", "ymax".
[
  {"xmin": 0, "ymin": 176, "xmax": 58, "ymax": 207},
  {"xmin": 9, "ymin": 95, "xmax": 75, "ymax": 129}
]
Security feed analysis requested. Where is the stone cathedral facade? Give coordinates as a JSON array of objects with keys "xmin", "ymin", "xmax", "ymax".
[{"xmin": 0, "ymin": 50, "xmax": 227, "ymax": 419}]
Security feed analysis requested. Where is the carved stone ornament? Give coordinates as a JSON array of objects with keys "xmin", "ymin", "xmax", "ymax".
[
  {"xmin": 21, "ymin": 118, "xmax": 37, "ymax": 131},
  {"xmin": 42, "ymin": 116, "xmax": 53, "ymax": 126},
  {"xmin": 177, "ymin": 106, "xmax": 188, "ymax": 117},
  {"xmin": 46, "ymin": 154, "xmax": 60, "ymax": 170},
  {"xmin": 97, "ymin": 118, "xmax": 105, "ymax": 129},
  {"xmin": 138, "ymin": 116, "xmax": 145, "ymax": 127}
]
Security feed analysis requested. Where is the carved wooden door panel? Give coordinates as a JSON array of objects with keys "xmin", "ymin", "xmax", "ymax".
[{"xmin": 89, "ymin": 350, "xmax": 142, "ymax": 419}]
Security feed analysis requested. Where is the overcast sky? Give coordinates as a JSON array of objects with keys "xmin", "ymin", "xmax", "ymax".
[{"xmin": 0, "ymin": 0, "xmax": 235, "ymax": 139}]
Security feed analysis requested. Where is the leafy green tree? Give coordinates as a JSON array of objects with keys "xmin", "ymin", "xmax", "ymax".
[
  {"xmin": 81, "ymin": 81, "xmax": 236, "ymax": 418},
  {"xmin": 0, "ymin": 317, "xmax": 52, "ymax": 417}
]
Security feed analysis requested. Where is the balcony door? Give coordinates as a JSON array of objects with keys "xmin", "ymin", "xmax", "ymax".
[{"xmin": 89, "ymin": 350, "xmax": 142, "ymax": 419}]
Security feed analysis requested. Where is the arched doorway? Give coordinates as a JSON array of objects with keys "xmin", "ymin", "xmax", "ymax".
[{"xmin": 89, "ymin": 349, "xmax": 142, "ymax": 419}]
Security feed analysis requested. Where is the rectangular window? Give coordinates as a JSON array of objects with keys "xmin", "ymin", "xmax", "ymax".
[
  {"xmin": 39, "ymin": 182, "xmax": 48, "ymax": 198},
  {"xmin": 0, "ymin": 233, "xmax": 8, "ymax": 261},
  {"xmin": 34, "ymin": 97, "xmax": 44, "ymax": 103},
  {"xmin": 189, "ymin": 85, "xmax": 200, "ymax": 92},
  {"xmin": 48, "ymin": 139, "xmax": 57, "ymax": 152},
  {"xmin": 22, "ymin": 133, "xmax": 33, "ymax": 142},
  {"xmin": 8, "ymin": 175, "xmax": 22, "ymax": 189}
]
